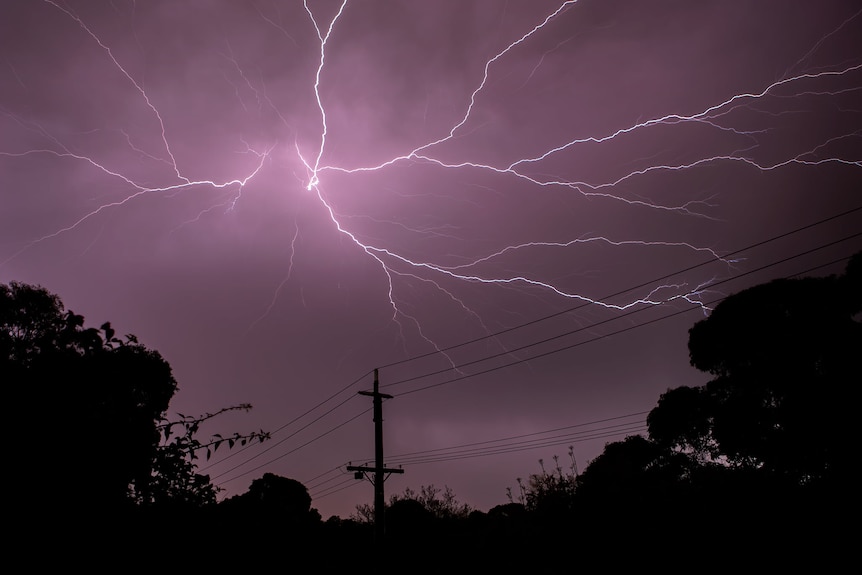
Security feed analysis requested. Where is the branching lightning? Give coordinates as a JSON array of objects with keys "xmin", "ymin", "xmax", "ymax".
[
  {"xmin": 2, "ymin": 0, "xmax": 860, "ymax": 357},
  {"xmin": 294, "ymin": 0, "xmax": 862, "ymax": 333}
]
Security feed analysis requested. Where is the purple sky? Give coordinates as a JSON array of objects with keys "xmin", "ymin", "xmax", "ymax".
[{"xmin": 2, "ymin": 0, "xmax": 860, "ymax": 519}]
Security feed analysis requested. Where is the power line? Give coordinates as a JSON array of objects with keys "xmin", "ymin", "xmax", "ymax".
[
  {"xmin": 213, "ymin": 406, "xmax": 372, "ymax": 485},
  {"xmin": 245, "ymin": 250, "xmax": 859, "ymax": 490},
  {"xmin": 390, "ymin": 426, "xmax": 648, "ymax": 467},
  {"xmin": 386, "ymin": 423, "xmax": 648, "ymax": 466},
  {"xmin": 304, "ymin": 252, "xmax": 862, "ymax": 514},
  {"xmin": 356, "ymin": 411, "xmax": 648, "ymax": 462},
  {"xmin": 307, "ymin": 470, "xmax": 351, "ymax": 492},
  {"xmin": 375, "ymin": 204, "xmax": 862, "ymax": 372},
  {"xmin": 213, "ymin": 241, "xmax": 859, "ymax": 492},
  {"xmin": 318, "ymin": 255, "xmax": 859, "ymax": 497},
  {"xmin": 204, "ymin": 208, "xmax": 859, "ymax": 485},
  {"xmin": 311, "ymin": 420, "xmax": 649, "ymax": 501},
  {"xmin": 201, "ymin": 368, "xmax": 373, "ymax": 471},
  {"xmin": 390, "ymin": 236, "xmax": 860, "ymax": 396},
  {"xmin": 396, "ymin": 251, "xmax": 857, "ymax": 398},
  {"xmin": 207, "ymin": 392, "xmax": 363, "ymax": 479},
  {"xmin": 304, "ymin": 465, "xmax": 345, "ymax": 487},
  {"xmin": 311, "ymin": 476, "xmax": 365, "ymax": 500},
  {"xmin": 223, "ymin": 250, "xmax": 858, "ymax": 490},
  {"xmin": 314, "ymin": 252, "xmax": 855, "ymax": 481}
]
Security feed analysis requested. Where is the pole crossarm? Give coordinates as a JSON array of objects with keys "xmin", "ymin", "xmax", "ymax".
[
  {"xmin": 347, "ymin": 465, "xmax": 404, "ymax": 474},
  {"xmin": 346, "ymin": 464, "xmax": 404, "ymax": 483},
  {"xmin": 358, "ymin": 390, "xmax": 393, "ymax": 399}
]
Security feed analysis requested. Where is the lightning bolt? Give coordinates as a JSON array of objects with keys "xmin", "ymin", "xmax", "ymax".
[
  {"xmin": 292, "ymin": 0, "xmax": 861, "ymax": 349},
  {"xmin": 2, "ymin": 1, "xmax": 860, "ymax": 358},
  {"xmin": 1, "ymin": 2, "xmax": 273, "ymax": 266}
]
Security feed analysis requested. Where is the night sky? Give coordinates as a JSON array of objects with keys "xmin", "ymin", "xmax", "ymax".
[{"xmin": 2, "ymin": 0, "xmax": 860, "ymax": 520}]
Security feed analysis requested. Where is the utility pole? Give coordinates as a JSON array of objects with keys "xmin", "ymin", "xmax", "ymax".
[{"xmin": 347, "ymin": 368, "xmax": 404, "ymax": 545}]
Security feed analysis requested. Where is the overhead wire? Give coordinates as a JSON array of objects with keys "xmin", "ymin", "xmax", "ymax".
[
  {"xmin": 307, "ymin": 473, "xmax": 348, "ymax": 492},
  {"xmin": 375, "ymin": 204, "xmax": 862, "ymax": 372},
  {"xmin": 213, "ymin": 405, "xmax": 371, "ymax": 485},
  {"xmin": 304, "ymin": 465, "xmax": 346, "ymax": 487},
  {"xmin": 352, "ymin": 255, "xmax": 857, "ymax": 477},
  {"xmin": 200, "ymin": 368, "xmax": 373, "ymax": 472},
  {"xmin": 311, "ymin": 476, "xmax": 366, "ymax": 500},
  {"xmin": 298, "ymin": 250, "xmax": 859, "ymax": 501},
  {"xmin": 305, "ymin": 250, "xmax": 858, "ymax": 502},
  {"xmin": 311, "ymin": 422, "xmax": 650, "ymax": 500},
  {"xmin": 207, "ymin": 392, "xmax": 362, "ymax": 479},
  {"xmin": 390, "ymin": 426, "xmax": 649, "ymax": 467},
  {"xmin": 219, "ymin": 248, "xmax": 859, "ymax": 491},
  {"xmin": 354, "ymin": 411, "xmax": 648, "ymax": 463},
  {"xmin": 386, "ymin": 422, "xmax": 648, "ymax": 465},
  {"xmin": 389, "ymin": 233, "xmax": 861, "ymax": 396},
  {"xmin": 206, "ymin": 207, "xmax": 860, "ymax": 490}
]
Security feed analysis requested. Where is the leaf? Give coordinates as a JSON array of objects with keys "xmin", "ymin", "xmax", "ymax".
[
  {"xmin": 206, "ymin": 448, "xmax": 211, "ymax": 461},
  {"xmin": 100, "ymin": 322, "xmax": 115, "ymax": 342}
]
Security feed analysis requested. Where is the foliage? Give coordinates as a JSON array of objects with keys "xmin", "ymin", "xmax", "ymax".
[
  {"xmin": 508, "ymin": 449, "xmax": 578, "ymax": 517},
  {"xmin": 574, "ymin": 435, "xmax": 692, "ymax": 502},
  {"xmin": 220, "ymin": 472, "xmax": 320, "ymax": 525},
  {"xmin": 351, "ymin": 500, "xmax": 375, "ymax": 524},
  {"xmin": 1, "ymin": 280, "xmax": 267, "ymax": 514},
  {"xmin": 647, "ymin": 253, "xmax": 860, "ymax": 487},
  {"xmin": 352, "ymin": 483, "xmax": 472, "ymax": 523},
  {"xmin": 133, "ymin": 406, "xmax": 270, "ymax": 508},
  {"xmin": 392, "ymin": 484, "xmax": 473, "ymax": 520},
  {"xmin": 646, "ymin": 384, "xmax": 715, "ymax": 460}
]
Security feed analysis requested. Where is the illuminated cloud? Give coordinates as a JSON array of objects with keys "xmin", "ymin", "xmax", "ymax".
[{"xmin": 1, "ymin": 0, "xmax": 860, "ymax": 518}]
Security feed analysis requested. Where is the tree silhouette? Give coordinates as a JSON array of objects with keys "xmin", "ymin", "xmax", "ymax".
[
  {"xmin": 389, "ymin": 484, "xmax": 473, "ymax": 520},
  {"xmin": 1, "ymin": 281, "xmax": 266, "ymax": 528},
  {"xmin": 3, "ymin": 282, "xmax": 176, "ymax": 515},
  {"xmin": 224, "ymin": 472, "xmax": 317, "ymax": 519},
  {"xmin": 560, "ymin": 255, "xmax": 861, "ymax": 558},
  {"xmin": 649, "ymin": 253, "xmax": 860, "ymax": 488},
  {"xmin": 503, "ymin": 450, "xmax": 579, "ymax": 532},
  {"xmin": 133, "ymin": 406, "xmax": 268, "ymax": 508},
  {"xmin": 385, "ymin": 498, "xmax": 435, "ymax": 540},
  {"xmin": 574, "ymin": 435, "xmax": 692, "ymax": 512},
  {"xmin": 216, "ymin": 472, "xmax": 322, "ymax": 555}
]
